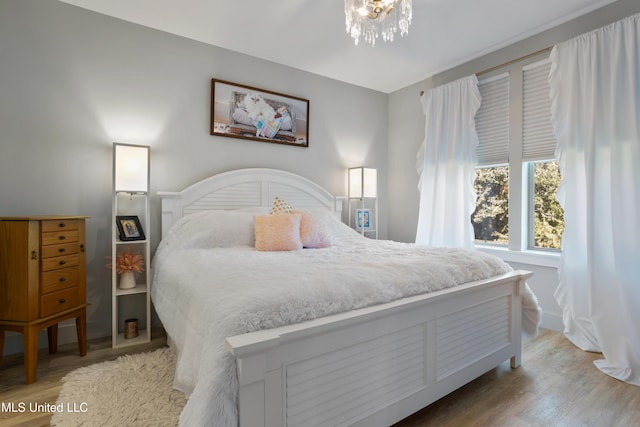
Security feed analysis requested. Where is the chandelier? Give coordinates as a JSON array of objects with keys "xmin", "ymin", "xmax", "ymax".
[{"xmin": 345, "ymin": 0, "xmax": 413, "ymax": 47}]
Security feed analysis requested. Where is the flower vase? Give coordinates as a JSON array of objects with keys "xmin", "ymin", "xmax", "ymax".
[{"xmin": 119, "ymin": 270, "xmax": 136, "ymax": 289}]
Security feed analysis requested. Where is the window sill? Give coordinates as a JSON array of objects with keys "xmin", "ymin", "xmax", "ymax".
[{"xmin": 475, "ymin": 244, "xmax": 560, "ymax": 268}]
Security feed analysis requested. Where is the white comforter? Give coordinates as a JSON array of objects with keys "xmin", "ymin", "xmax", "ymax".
[{"xmin": 151, "ymin": 212, "xmax": 541, "ymax": 427}]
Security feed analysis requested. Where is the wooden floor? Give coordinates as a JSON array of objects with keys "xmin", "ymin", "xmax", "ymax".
[
  {"xmin": 394, "ymin": 329, "xmax": 640, "ymax": 427},
  {"xmin": 1, "ymin": 329, "xmax": 639, "ymax": 426},
  {"xmin": 0, "ymin": 330, "xmax": 167, "ymax": 427}
]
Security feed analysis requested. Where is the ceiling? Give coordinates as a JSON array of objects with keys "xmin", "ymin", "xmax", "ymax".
[{"xmin": 59, "ymin": 0, "xmax": 617, "ymax": 93}]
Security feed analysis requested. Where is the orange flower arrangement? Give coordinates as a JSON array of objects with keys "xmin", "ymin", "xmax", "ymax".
[{"xmin": 106, "ymin": 247, "xmax": 145, "ymax": 274}]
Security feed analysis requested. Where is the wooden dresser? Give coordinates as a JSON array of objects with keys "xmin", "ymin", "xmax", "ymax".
[{"xmin": 0, "ymin": 216, "xmax": 88, "ymax": 384}]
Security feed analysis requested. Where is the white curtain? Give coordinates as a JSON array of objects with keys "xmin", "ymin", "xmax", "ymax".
[
  {"xmin": 415, "ymin": 75, "xmax": 481, "ymax": 248},
  {"xmin": 549, "ymin": 13, "xmax": 640, "ymax": 385}
]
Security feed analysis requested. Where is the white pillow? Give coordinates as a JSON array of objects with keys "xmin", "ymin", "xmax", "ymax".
[
  {"xmin": 161, "ymin": 208, "xmax": 270, "ymax": 249},
  {"xmin": 298, "ymin": 208, "xmax": 362, "ymax": 244}
]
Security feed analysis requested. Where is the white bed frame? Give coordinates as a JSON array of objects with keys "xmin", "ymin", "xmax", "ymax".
[{"xmin": 159, "ymin": 168, "xmax": 532, "ymax": 427}]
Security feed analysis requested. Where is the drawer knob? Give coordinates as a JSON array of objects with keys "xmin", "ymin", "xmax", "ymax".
[
  {"xmin": 59, "ymin": 298, "xmax": 66, "ymax": 304},
  {"xmin": 80, "ymin": 244, "xmax": 85, "ymax": 252},
  {"xmin": 31, "ymin": 250, "xmax": 38, "ymax": 260},
  {"xmin": 59, "ymin": 235, "xmax": 66, "ymax": 240},
  {"xmin": 59, "ymin": 277, "xmax": 66, "ymax": 283},
  {"xmin": 59, "ymin": 260, "xmax": 66, "ymax": 266},
  {"xmin": 58, "ymin": 248, "xmax": 66, "ymax": 253},
  {"xmin": 59, "ymin": 223, "xmax": 66, "ymax": 228}
]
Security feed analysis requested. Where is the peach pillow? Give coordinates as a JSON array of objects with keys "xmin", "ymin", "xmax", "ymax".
[
  {"xmin": 292, "ymin": 210, "xmax": 332, "ymax": 249},
  {"xmin": 254, "ymin": 213, "xmax": 303, "ymax": 251}
]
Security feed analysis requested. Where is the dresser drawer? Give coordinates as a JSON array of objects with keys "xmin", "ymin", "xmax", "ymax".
[
  {"xmin": 40, "ymin": 286, "xmax": 79, "ymax": 317},
  {"xmin": 41, "ymin": 254, "xmax": 79, "ymax": 272},
  {"xmin": 41, "ymin": 219, "xmax": 79, "ymax": 233},
  {"xmin": 41, "ymin": 268, "xmax": 79, "ymax": 294},
  {"xmin": 41, "ymin": 230, "xmax": 79, "ymax": 246},
  {"xmin": 41, "ymin": 242, "xmax": 79, "ymax": 259}
]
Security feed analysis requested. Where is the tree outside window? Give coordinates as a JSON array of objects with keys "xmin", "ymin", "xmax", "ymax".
[
  {"xmin": 472, "ymin": 166, "xmax": 509, "ymax": 244},
  {"xmin": 532, "ymin": 161, "xmax": 564, "ymax": 249},
  {"xmin": 471, "ymin": 162, "xmax": 564, "ymax": 250}
]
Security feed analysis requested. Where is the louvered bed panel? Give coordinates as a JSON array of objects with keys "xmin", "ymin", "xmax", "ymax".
[
  {"xmin": 285, "ymin": 325, "xmax": 425, "ymax": 427},
  {"xmin": 159, "ymin": 168, "xmax": 342, "ymax": 238},
  {"xmin": 227, "ymin": 272, "xmax": 529, "ymax": 427},
  {"xmin": 267, "ymin": 182, "xmax": 332, "ymax": 211},
  {"xmin": 436, "ymin": 296, "xmax": 510, "ymax": 381},
  {"xmin": 183, "ymin": 181, "xmax": 262, "ymax": 214}
]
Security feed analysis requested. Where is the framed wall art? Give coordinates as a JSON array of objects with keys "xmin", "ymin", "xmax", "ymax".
[{"xmin": 210, "ymin": 79, "xmax": 309, "ymax": 147}]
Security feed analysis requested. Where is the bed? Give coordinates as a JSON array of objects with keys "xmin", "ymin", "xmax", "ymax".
[{"xmin": 153, "ymin": 168, "xmax": 540, "ymax": 427}]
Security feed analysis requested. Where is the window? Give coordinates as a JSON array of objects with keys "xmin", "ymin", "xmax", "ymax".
[
  {"xmin": 473, "ymin": 56, "xmax": 564, "ymax": 253},
  {"xmin": 472, "ymin": 165, "xmax": 509, "ymax": 244},
  {"xmin": 474, "ymin": 73, "xmax": 510, "ymax": 244},
  {"xmin": 530, "ymin": 160, "xmax": 564, "ymax": 249}
]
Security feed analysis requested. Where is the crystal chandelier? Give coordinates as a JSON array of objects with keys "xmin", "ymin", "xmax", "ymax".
[{"xmin": 345, "ymin": 0, "xmax": 413, "ymax": 47}]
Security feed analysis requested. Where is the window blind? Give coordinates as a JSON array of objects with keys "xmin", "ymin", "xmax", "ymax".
[
  {"xmin": 475, "ymin": 73, "xmax": 510, "ymax": 166},
  {"xmin": 522, "ymin": 59, "xmax": 557, "ymax": 161}
]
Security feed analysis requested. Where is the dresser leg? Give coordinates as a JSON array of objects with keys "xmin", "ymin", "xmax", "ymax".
[
  {"xmin": 47, "ymin": 324, "xmax": 59, "ymax": 354},
  {"xmin": 0, "ymin": 329, "xmax": 5, "ymax": 366},
  {"xmin": 76, "ymin": 308, "xmax": 87, "ymax": 357},
  {"xmin": 24, "ymin": 325, "xmax": 39, "ymax": 384}
]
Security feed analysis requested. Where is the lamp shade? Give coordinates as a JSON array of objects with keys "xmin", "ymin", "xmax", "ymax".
[
  {"xmin": 348, "ymin": 167, "xmax": 377, "ymax": 198},
  {"xmin": 113, "ymin": 143, "xmax": 149, "ymax": 192}
]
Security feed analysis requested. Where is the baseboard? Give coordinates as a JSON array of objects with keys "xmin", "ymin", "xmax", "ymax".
[
  {"xmin": 2, "ymin": 320, "xmax": 107, "ymax": 357},
  {"xmin": 3, "ymin": 312, "xmax": 563, "ymax": 356},
  {"xmin": 540, "ymin": 311, "xmax": 563, "ymax": 332}
]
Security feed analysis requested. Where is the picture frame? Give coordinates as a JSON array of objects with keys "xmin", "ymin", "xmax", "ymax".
[
  {"xmin": 356, "ymin": 209, "xmax": 371, "ymax": 230},
  {"xmin": 210, "ymin": 79, "xmax": 309, "ymax": 148},
  {"xmin": 116, "ymin": 216, "xmax": 146, "ymax": 241}
]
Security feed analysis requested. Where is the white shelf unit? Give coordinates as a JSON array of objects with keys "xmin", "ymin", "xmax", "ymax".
[
  {"xmin": 348, "ymin": 196, "xmax": 378, "ymax": 239},
  {"xmin": 347, "ymin": 167, "xmax": 378, "ymax": 239},
  {"xmin": 111, "ymin": 143, "xmax": 151, "ymax": 348}
]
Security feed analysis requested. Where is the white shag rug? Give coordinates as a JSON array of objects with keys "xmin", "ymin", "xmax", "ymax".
[{"xmin": 51, "ymin": 347, "xmax": 186, "ymax": 427}]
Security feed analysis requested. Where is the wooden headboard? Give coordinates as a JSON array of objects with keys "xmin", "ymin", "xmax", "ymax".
[{"xmin": 158, "ymin": 168, "xmax": 344, "ymax": 238}]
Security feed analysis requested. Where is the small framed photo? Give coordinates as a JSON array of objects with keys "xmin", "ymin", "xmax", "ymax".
[
  {"xmin": 116, "ymin": 216, "xmax": 146, "ymax": 241},
  {"xmin": 356, "ymin": 209, "xmax": 371, "ymax": 230}
]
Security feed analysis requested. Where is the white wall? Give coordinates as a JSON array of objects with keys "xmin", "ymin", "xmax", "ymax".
[
  {"xmin": 387, "ymin": 0, "xmax": 640, "ymax": 331},
  {"xmin": 0, "ymin": 0, "xmax": 388, "ymax": 355}
]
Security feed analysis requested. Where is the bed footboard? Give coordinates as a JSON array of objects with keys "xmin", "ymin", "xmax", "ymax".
[{"xmin": 226, "ymin": 270, "xmax": 531, "ymax": 427}]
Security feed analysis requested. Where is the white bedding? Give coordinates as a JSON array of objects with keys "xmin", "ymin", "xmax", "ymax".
[{"xmin": 151, "ymin": 210, "xmax": 541, "ymax": 427}]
